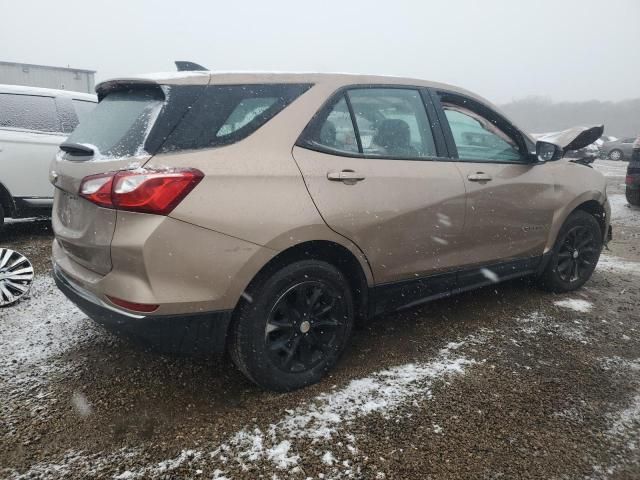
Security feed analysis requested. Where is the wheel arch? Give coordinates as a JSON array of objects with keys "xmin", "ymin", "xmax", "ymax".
[
  {"xmin": 545, "ymin": 195, "xmax": 608, "ymax": 252},
  {"xmin": 0, "ymin": 182, "xmax": 16, "ymax": 218},
  {"xmin": 231, "ymin": 239, "xmax": 372, "ymax": 324}
]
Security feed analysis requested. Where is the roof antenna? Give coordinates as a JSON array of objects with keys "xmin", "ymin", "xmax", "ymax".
[{"xmin": 175, "ymin": 61, "xmax": 209, "ymax": 72}]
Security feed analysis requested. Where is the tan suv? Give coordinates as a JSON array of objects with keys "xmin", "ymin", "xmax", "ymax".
[{"xmin": 51, "ymin": 72, "xmax": 610, "ymax": 391}]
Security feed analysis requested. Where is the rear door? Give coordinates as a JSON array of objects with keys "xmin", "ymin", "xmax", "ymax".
[
  {"xmin": 293, "ymin": 86, "xmax": 467, "ymax": 287},
  {"xmin": 432, "ymin": 89, "xmax": 555, "ymax": 268},
  {"xmin": 0, "ymin": 92, "xmax": 65, "ymax": 199}
]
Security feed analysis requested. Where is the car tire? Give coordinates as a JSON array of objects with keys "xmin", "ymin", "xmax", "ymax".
[
  {"xmin": 0, "ymin": 204, "xmax": 4, "ymax": 230},
  {"xmin": 627, "ymin": 187, "xmax": 640, "ymax": 207},
  {"xmin": 608, "ymin": 149, "xmax": 623, "ymax": 161},
  {"xmin": 537, "ymin": 210, "xmax": 603, "ymax": 293},
  {"xmin": 229, "ymin": 260, "xmax": 354, "ymax": 392}
]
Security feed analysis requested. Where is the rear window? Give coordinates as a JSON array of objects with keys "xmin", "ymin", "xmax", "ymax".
[
  {"xmin": 160, "ymin": 83, "xmax": 311, "ymax": 152},
  {"xmin": 72, "ymin": 99, "xmax": 97, "ymax": 125},
  {"xmin": 0, "ymin": 93, "xmax": 60, "ymax": 133},
  {"xmin": 65, "ymin": 87, "xmax": 163, "ymax": 158}
]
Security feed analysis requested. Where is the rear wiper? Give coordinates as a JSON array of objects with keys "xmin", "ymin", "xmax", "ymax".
[{"xmin": 59, "ymin": 142, "xmax": 95, "ymax": 156}]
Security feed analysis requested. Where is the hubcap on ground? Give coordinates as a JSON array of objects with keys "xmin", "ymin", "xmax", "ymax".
[
  {"xmin": 265, "ymin": 280, "xmax": 347, "ymax": 373},
  {"xmin": 556, "ymin": 226, "xmax": 598, "ymax": 283},
  {"xmin": 0, "ymin": 248, "xmax": 34, "ymax": 307}
]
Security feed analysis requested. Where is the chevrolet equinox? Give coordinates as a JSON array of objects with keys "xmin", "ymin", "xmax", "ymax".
[{"xmin": 51, "ymin": 72, "xmax": 610, "ymax": 391}]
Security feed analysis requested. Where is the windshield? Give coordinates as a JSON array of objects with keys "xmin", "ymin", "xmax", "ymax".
[{"xmin": 65, "ymin": 87, "xmax": 163, "ymax": 158}]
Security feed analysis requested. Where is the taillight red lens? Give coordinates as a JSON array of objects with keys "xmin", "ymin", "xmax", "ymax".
[
  {"xmin": 79, "ymin": 173, "xmax": 114, "ymax": 208},
  {"xmin": 79, "ymin": 168, "xmax": 204, "ymax": 215},
  {"xmin": 106, "ymin": 295, "xmax": 159, "ymax": 313}
]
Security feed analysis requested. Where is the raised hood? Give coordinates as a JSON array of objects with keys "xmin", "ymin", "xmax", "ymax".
[{"xmin": 534, "ymin": 125, "xmax": 604, "ymax": 152}]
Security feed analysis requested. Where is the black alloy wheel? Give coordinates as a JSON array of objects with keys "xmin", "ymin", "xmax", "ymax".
[
  {"xmin": 555, "ymin": 225, "xmax": 599, "ymax": 283},
  {"xmin": 538, "ymin": 210, "xmax": 603, "ymax": 293},
  {"xmin": 229, "ymin": 259, "xmax": 354, "ymax": 392},
  {"xmin": 265, "ymin": 280, "xmax": 347, "ymax": 374}
]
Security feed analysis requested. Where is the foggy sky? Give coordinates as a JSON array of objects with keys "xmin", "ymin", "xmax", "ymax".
[{"xmin": 1, "ymin": 0, "xmax": 638, "ymax": 104}]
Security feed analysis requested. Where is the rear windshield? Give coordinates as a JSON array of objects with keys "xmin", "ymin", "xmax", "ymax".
[
  {"xmin": 65, "ymin": 87, "xmax": 164, "ymax": 159},
  {"xmin": 72, "ymin": 99, "xmax": 97, "ymax": 125},
  {"xmin": 160, "ymin": 83, "xmax": 311, "ymax": 153}
]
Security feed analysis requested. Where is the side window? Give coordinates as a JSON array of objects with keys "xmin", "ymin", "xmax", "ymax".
[
  {"xmin": 441, "ymin": 102, "xmax": 523, "ymax": 163},
  {"xmin": 0, "ymin": 93, "xmax": 60, "ymax": 133},
  {"xmin": 217, "ymin": 97, "xmax": 278, "ymax": 136},
  {"xmin": 161, "ymin": 84, "xmax": 311, "ymax": 152},
  {"xmin": 299, "ymin": 96, "xmax": 359, "ymax": 154},
  {"xmin": 348, "ymin": 88, "xmax": 436, "ymax": 158}
]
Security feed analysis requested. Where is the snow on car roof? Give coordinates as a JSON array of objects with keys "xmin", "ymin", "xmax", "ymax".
[{"xmin": 0, "ymin": 83, "xmax": 96, "ymax": 101}]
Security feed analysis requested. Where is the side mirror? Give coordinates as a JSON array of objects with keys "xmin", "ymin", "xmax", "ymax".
[{"xmin": 536, "ymin": 141, "xmax": 563, "ymax": 162}]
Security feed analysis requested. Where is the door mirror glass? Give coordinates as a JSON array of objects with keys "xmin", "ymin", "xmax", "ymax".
[{"xmin": 536, "ymin": 141, "xmax": 563, "ymax": 162}]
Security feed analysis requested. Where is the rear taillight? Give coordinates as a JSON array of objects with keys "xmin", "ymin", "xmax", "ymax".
[{"xmin": 79, "ymin": 168, "xmax": 204, "ymax": 215}]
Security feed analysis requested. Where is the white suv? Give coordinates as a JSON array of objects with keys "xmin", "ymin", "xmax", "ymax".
[{"xmin": 0, "ymin": 84, "xmax": 96, "ymax": 227}]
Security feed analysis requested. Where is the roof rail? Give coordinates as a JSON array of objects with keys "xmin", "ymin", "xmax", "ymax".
[{"xmin": 175, "ymin": 61, "xmax": 209, "ymax": 72}]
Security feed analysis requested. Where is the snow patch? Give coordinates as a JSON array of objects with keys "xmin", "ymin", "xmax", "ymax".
[
  {"xmin": 597, "ymin": 256, "xmax": 640, "ymax": 275},
  {"xmin": 608, "ymin": 194, "xmax": 640, "ymax": 227},
  {"xmin": 554, "ymin": 299, "xmax": 593, "ymax": 313}
]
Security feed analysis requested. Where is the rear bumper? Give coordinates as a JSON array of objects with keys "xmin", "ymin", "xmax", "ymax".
[{"xmin": 53, "ymin": 263, "xmax": 232, "ymax": 355}]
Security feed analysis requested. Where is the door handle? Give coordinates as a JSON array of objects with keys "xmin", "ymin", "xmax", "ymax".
[
  {"xmin": 327, "ymin": 170, "xmax": 365, "ymax": 184},
  {"xmin": 467, "ymin": 172, "xmax": 493, "ymax": 182}
]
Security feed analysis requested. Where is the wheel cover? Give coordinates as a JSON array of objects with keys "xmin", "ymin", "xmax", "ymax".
[
  {"xmin": 610, "ymin": 150, "xmax": 621, "ymax": 160},
  {"xmin": 265, "ymin": 280, "xmax": 347, "ymax": 374},
  {"xmin": 556, "ymin": 226, "xmax": 599, "ymax": 283},
  {"xmin": 0, "ymin": 248, "xmax": 34, "ymax": 306}
]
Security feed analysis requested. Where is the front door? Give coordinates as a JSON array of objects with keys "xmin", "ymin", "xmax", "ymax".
[
  {"xmin": 292, "ymin": 87, "xmax": 467, "ymax": 286},
  {"xmin": 435, "ymin": 91, "xmax": 555, "ymax": 268}
]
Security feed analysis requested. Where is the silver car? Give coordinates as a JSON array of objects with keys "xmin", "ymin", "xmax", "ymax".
[{"xmin": 602, "ymin": 137, "xmax": 637, "ymax": 161}]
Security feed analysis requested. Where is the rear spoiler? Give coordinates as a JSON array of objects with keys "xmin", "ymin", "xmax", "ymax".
[
  {"xmin": 534, "ymin": 125, "xmax": 604, "ymax": 152},
  {"xmin": 175, "ymin": 61, "xmax": 208, "ymax": 72}
]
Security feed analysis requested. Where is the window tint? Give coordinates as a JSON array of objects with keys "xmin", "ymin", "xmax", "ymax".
[
  {"xmin": 348, "ymin": 88, "xmax": 436, "ymax": 158},
  {"xmin": 217, "ymin": 97, "xmax": 277, "ymax": 136},
  {"xmin": 299, "ymin": 96, "xmax": 359, "ymax": 154},
  {"xmin": 623, "ymin": 138, "xmax": 635, "ymax": 143},
  {"xmin": 72, "ymin": 99, "xmax": 97, "ymax": 125},
  {"xmin": 161, "ymin": 84, "xmax": 311, "ymax": 152},
  {"xmin": 65, "ymin": 87, "xmax": 164, "ymax": 158},
  {"xmin": 0, "ymin": 93, "xmax": 60, "ymax": 133},
  {"xmin": 442, "ymin": 103, "xmax": 523, "ymax": 163}
]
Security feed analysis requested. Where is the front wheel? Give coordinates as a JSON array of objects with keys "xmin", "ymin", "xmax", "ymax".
[
  {"xmin": 538, "ymin": 210, "xmax": 603, "ymax": 293},
  {"xmin": 229, "ymin": 260, "xmax": 354, "ymax": 392}
]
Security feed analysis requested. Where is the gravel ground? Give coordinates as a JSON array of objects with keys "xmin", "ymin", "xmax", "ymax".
[{"xmin": 1, "ymin": 160, "xmax": 639, "ymax": 479}]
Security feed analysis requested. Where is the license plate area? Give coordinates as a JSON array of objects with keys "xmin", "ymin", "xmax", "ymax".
[{"xmin": 57, "ymin": 190, "xmax": 85, "ymax": 229}]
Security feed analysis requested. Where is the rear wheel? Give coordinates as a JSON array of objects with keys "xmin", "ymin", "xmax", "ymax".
[
  {"xmin": 229, "ymin": 260, "xmax": 354, "ymax": 391},
  {"xmin": 608, "ymin": 149, "xmax": 623, "ymax": 161},
  {"xmin": 538, "ymin": 211, "xmax": 603, "ymax": 293},
  {"xmin": 627, "ymin": 187, "xmax": 640, "ymax": 207}
]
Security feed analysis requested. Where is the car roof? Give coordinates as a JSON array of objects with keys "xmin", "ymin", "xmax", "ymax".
[
  {"xmin": 97, "ymin": 71, "xmax": 488, "ymax": 104},
  {"xmin": 97, "ymin": 71, "xmax": 532, "ymax": 143},
  {"xmin": 0, "ymin": 83, "xmax": 97, "ymax": 101}
]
